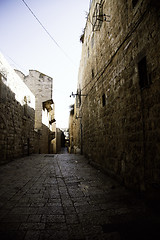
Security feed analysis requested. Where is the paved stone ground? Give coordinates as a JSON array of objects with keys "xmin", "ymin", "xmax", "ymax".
[{"xmin": 0, "ymin": 150, "xmax": 160, "ymax": 240}]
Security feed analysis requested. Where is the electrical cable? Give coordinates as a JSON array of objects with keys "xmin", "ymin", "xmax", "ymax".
[
  {"xmin": 21, "ymin": 0, "xmax": 75, "ymax": 65},
  {"xmin": 77, "ymin": 2, "xmax": 151, "ymax": 114},
  {"xmin": 80, "ymin": 2, "xmax": 150, "ymax": 97},
  {"xmin": 0, "ymin": 48, "xmax": 28, "ymax": 73}
]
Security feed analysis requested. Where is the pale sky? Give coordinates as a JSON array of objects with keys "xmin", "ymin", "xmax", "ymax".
[{"xmin": 0, "ymin": 0, "xmax": 90, "ymax": 129}]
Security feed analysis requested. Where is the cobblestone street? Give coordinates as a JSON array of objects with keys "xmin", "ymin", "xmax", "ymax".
[{"xmin": 0, "ymin": 150, "xmax": 159, "ymax": 240}]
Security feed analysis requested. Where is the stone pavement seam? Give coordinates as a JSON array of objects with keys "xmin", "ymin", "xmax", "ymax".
[{"xmin": 0, "ymin": 153, "xmax": 159, "ymax": 240}]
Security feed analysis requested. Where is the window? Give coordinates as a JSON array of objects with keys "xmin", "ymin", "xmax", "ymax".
[
  {"xmin": 91, "ymin": 34, "xmax": 94, "ymax": 48},
  {"xmin": 87, "ymin": 47, "xmax": 90, "ymax": 58},
  {"xmin": 138, "ymin": 56, "xmax": 149, "ymax": 89},
  {"xmin": 102, "ymin": 94, "xmax": 106, "ymax": 107},
  {"xmin": 92, "ymin": 69, "xmax": 94, "ymax": 79},
  {"xmin": 23, "ymin": 96, "xmax": 28, "ymax": 116},
  {"xmin": 132, "ymin": 0, "xmax": 139, "ymax": 8}
]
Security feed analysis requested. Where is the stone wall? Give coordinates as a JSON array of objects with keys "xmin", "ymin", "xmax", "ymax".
[
  {"xmin": 69, "ymin": 105, "xmax": 75, "ymax": 153},
  {"xmin": 15, "ymin": 70, "xmax": 53, "ymax": 129},
  {"xmin": 74, "ymin": 0, "xmax": 160, "ymax": 193},
  {"xmin": 16, "ymin": 70, "xmax": 56, "ymax": 154},
  {"xmin": 56, "ymin": 128, "xmax": 64, "ymax": 153},
  {"xmin": 68, "ymin": 104, "xmax": 81, "ymax": 154},
  {"xmin": 0, "ymin": 53, "xmax": 37, "ymax": 164}
]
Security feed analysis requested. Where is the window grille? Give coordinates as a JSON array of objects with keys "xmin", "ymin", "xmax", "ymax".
[
  {"xmin": 92, "ymin": 3, "xmax": 103, "ymax": 31},
  {"xmin": 102, "ymin": 94, "xmax": 106, "ymax": 107},
  {"xmin": 138, "ymin": 56, "xmax": 150, "ymax": 89}
]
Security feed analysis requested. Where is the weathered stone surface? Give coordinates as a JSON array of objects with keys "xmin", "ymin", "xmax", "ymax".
[
  {"xmin": 16, "ymin": 70, "xmax": 56, "ymax": 154},
  {"xmin": 71, "ymin": 0, "xmax": 160, "ymax": 193},
  {"xmin": 0, "ymin": 53, "xmax": 56, "ymax": 163},
  {"xmin": 0, "ymin": 152, "xmax": 159, "ymax": 239},
  {"xmin": 0, "ymin": 53, "xmax": 37, "ymax": 164}
]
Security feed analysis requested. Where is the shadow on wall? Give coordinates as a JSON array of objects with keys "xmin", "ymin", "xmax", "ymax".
[
  {"xmin": 0, "ymin": 80, "xmax": 37, "ymax": 165},
  {"xmin": 35, "ymin": 123, "xmax": 56, "ymax": 154}
]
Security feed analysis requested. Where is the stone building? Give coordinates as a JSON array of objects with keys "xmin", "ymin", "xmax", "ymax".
[
  {"xmin": 69, "ymin": 104, "xmax": 75, "ymax": 153},
  {"xmin": 16, "ymin": 70, "xmax": 56, "ymax": 154},
  {"xmin": 69, "ymin": 103, "xmax": 81, "ymax": 154},
  {"xmin": 71, "ymin": 0, "xmax": 160, "ymax": 195},
  {"xmin": 0, "ymin": 53, "xmax": 36, "ymax": 164},
  {"xmin": 0, "ymin": 52, "xmax": 57, "ymax": 164}
]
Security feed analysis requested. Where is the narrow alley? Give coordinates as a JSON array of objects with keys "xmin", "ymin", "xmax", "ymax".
[{"xmin": 0, "ymin": 150, "xmax": 159, "ymax": 240}]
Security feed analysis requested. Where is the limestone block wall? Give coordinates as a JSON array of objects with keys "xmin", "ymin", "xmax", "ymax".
[
  {"xmin": 16, "ymin": 70, "xmax": 53, "ymax": 129},
  {"xmin": 0, "ymin": 53, "xmax": 37, "ymax": 164},
  {"xmin": 16, "ymin": 70, "xmax": 55, "ymax": 154},
  {"xmin": 0, "ymin": 54, "xmax": 35, "ymax": 109},
  {"xmin": 75, "ymin": 0, "xmax": 160, "ymax": 193},
  {"xmin": 68, "ymin": 104, "xmax": 81, "ymax": 154},
  {"xmin": 69, "ymin": 106, "xmax": 75, "ymax": 153},
  {"xmin": 56, "ymin": 128, "xmax": 63, "ymax": 153}
]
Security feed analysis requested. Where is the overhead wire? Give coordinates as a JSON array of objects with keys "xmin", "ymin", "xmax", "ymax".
[
  {"xmin": 0, "ymin": 48, "xmax": 28, "ymax": 74},
  {"xmin": 81, "ymin": 2, "xmax": 150, "ymax": 96},
  {"xmin": 21, "ymin": 0, "xmax": 75, "ymax": 66}
]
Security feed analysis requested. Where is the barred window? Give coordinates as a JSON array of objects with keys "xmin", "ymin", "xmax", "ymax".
[
  {"xmin": 102, "ymin": 94, "xmax": 106, "ymax": 107},
  {"xmin": 138, "ymin": 56, "xmax": 149, "ymax": 89}
]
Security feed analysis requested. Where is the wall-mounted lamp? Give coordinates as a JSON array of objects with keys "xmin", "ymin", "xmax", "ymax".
[
  {"xmin": 70, "ymin": 91, "xmax": 87, "ymax": 98},
  {"xmin": 70, "ymin": 90, "xmax": 87, "ymax": 108},
  {"xmin": 70, "ymin": 92, "xmax": 76, "ymax": 98}
]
